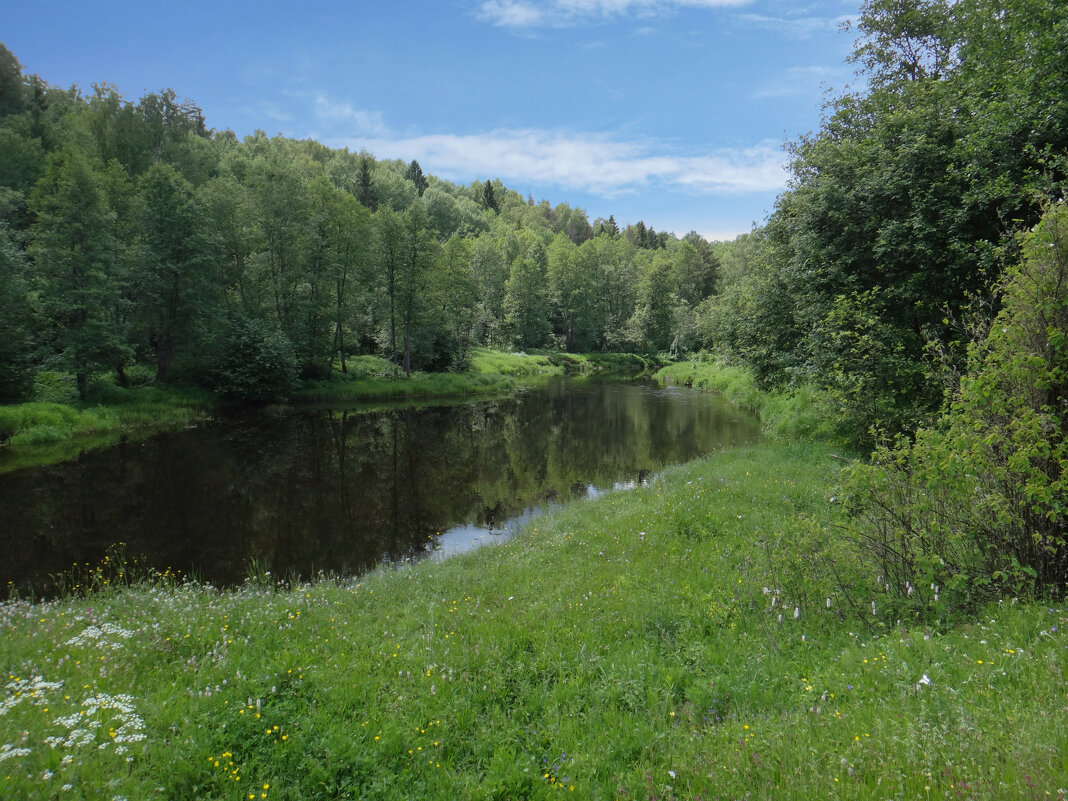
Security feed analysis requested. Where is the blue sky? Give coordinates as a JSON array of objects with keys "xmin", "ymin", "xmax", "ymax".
[{"xmin": 4, "ymin": 0, "xmax": 861, "ymax": 240}]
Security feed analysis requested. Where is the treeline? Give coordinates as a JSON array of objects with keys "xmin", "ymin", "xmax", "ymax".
[
  {"xmin": 698, "ymin": 0, "xmax": 1068, "ymax": 444},
  {"xmin": 701, "ymin": 0, "xmax": 1066, "ymax": 611},
  {"xmin": 0, "ymin": 44, "xmax": 718, "ymax": 402}
]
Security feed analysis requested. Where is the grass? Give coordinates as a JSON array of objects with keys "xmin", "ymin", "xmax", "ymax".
[
  {"xmin": 295, "ymin": 349, "xmax": 652, "ymax": 403},
  {"xmin": 2, "ymin": 440, "xmax": 1065, "ymax": 799},
  {"xmin": 0, "ymin": 373, "xmax": 213, "ymax": 473},
  {"xmin": 657, "ymin": 360, "xmax": 843, "ymax": 442},
  {"xmin": 467, "ymin": 348, "xmax": 563, "ymax": 378}
]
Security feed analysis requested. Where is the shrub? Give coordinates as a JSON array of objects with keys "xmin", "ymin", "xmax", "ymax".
[
  {"xmin": 208, "ymin": 316, "xmax": 298, "ymax": 403},
  {"xmin": 845, "ymin": 203, "xmax": 1068, "ymax": 615}
]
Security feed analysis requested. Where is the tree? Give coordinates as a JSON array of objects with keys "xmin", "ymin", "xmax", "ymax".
[
  {"xmin": 625, "ymin": 252, "xmax": 674, "ymax": 353},
  {"xmin": 502, "ymin": 238, "xmax": 550, "ymax": 349},
  {"xmin": 432, "ymin": 235, "xmax": 479, "ymax": 368},
  {"xmin": 356, "ymin": 153, "xmax": 376, "ymax": 210},
  {"xmin": 29, "ymin": 149, "xmax": 130, "ymax": 397},
  {"xmin": 135, "ymin": 163, "xmax": 210, "ymax": 379},
  {"xmin": 322, "ymin": 189, "xmax": 372, "ymax": 374},
  {"xmin": 404, "ymin": 159, "xmax": 428, "ymax": 197},
  {"xmin": 0, "ymin": 43, "xmax": 28, "ymax": 117},
  {"xmin": 847, "ymin": 203, "xmax": 1068, "ymax": 612},
  {"xmin": 481, "ymin": 179, "xmax": 499, "ymax": 213},
  {"xmin": 0, "ymin": 220, "xmax": 32, "ymax": 400},
  {"xmin": 548, "ymin": 233, "xmax": 601, "ymax": 350}
]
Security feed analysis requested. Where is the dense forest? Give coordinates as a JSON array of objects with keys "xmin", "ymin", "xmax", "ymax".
[{"xmin": 0, "ymin": 41, "xmax": 719, "ymax": 405}]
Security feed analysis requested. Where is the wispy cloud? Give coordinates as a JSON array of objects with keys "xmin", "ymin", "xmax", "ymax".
[
  {"xmin": 476, "ymin": 0, "xmax": 751, "ymax": 29},
  {"xmin": 733, "ymin": 12, "xmax": 854, "ymax": 38},
  {"xmin": 329, "ymin": 125, "xmax": 786, "ymax": 196},
  {"xmin": 752, "ymin": 64, "xmax": 846, "ymax": 98},
  {"xmin": 313, "ymin": 95, "xmax": 390, "ymax": 137}
]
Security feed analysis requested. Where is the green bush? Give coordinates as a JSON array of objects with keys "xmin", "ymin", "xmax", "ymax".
[
  {"xmin": 31, "ymin": 371, "xmax": 80, "ymax": 404},
  {"xmin": 209, "ymin": 316, "xmax": 298, "ymax": 403},
  {"xmin": 845, "ymin": 204, "xmax": 1068, "ymax": 615}
]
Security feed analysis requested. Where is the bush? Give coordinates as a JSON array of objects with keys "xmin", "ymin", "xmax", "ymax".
[
  {"xmin": 845, "ymin": 203, "xmax": 1068, "ymax": 616},
  {"xmin": 208, "ymin": 316, "xmax": 298, "ymax": 403}
]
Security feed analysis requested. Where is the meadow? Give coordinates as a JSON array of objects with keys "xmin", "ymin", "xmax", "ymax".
[{"xmin": 3, "ymin": 436, "xmax": 1065, "ymax": 800}]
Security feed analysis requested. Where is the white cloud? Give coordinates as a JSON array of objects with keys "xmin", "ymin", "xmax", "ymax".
[
  {"xmin": 733, "ymin": 12, "xmax": 854, "ymax": 38},
  {"xmin": 313, "ymin": 95, "xmax": 390, "ymax": 137},
  {"xmin": 476, "ymin": 0, "xmax": 751, "ymax": 28},
  {"xmin": 331, "ymin": 125, "xmax": 787, "ymax": 197}
]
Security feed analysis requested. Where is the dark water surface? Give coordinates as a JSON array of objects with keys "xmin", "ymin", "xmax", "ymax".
[{"xmin": 0, "ymin": 378, "xmax": 759, "ymax": 593}]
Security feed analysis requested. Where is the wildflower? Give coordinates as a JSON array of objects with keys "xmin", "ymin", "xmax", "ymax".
[{"xmin": 793, "ymin": 606, "xmax": 800, "ymax": 619}]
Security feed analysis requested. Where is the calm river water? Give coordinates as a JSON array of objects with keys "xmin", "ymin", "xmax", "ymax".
[{"xmin": 0, "ymin": 378, "xmax": 759, "ymax": 594}]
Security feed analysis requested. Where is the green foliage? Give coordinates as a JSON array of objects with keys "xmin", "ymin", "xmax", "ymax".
[
  {"xmin": 694, "ymin": 0, "xmax": 1068, "ymax": 446},
  {"xmin": 28, "ymin": 148, "xmax": 132, "ymax": 398},
  {"xmin": 209, "ymin": 316, "xmax": 298, "ymax": 403},
  {"xmin": 0, "ymin": 222, "xmax": 32, "ymax": 401},
  {"xmin": 846, "ymin": 204, "xmax": 1068, "ymax": 615},
  {"xmin": 0, "ymin": 402, "xmax": 119, "ymax": 444}
]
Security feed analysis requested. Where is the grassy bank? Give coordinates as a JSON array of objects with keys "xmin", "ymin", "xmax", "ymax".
[
  {"xmin": 656, "ymin": 360, "xmax": 840, "ymax": 442},
  {"xmin": 292, "ymin": 350, "xmax": 653, "ymax": 403},
  {"xmin": 0, "ymin": 351, "xmax": 573, "ymax": 458},
  {"xmin": 3, "ymin": 440, "xmax": 1064, "ymax": 799}
]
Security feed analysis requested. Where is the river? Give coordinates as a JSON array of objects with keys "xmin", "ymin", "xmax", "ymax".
[{"xmin": 0, "ymin": 377, "xmax": 760, "ymax": 594}]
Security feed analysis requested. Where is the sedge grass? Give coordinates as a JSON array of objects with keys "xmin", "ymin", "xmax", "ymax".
[{"xmin": 2, "ymin": 440, "xmax": 1064, "ymax": 799}]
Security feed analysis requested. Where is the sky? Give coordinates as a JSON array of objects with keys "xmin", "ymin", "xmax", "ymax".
[{"xmin": 3, "ymin": 0, "xmax": 863, "ymax": 241}]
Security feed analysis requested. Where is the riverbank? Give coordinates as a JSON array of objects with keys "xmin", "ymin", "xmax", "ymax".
[
  {"xmin": 3, "ymin": 439, "xmax": 1064, "ymax": 799},
  {"xmin": 0, "ymin": 351, "xmax": 655, "ymax": 458},
  {"xmin": 656, "ymin": 360, "xmax": 842, "ymax": 442}
]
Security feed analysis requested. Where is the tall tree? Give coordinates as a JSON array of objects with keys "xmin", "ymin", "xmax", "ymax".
[
  {"xmin": 0, "ymin": 220, "xmax": 32, "ymax": 400},
  {"xmin": 135, "ymin": 163, "xmax": 210, "ymax": 379},
  {"xmin": 404, "ymin": 159, "xmax": 428, "ymax": 197},
  {"xmin": 502, "ymin": 238, "xmax": 550, "ymax": 349},
  {"xmin": 481, "ymin": 179, "xmax": 499, "ymax": 213},
  {"xmin": 29, "ymin": 149, "xmax": 130, "ymax": 397}
]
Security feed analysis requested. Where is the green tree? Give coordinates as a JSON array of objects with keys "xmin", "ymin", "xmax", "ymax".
[
  {"xmin": 404, "ymin": 159, "xmax": 428, "ymax": 197},
  {"xmin": 481, "ymin": 179, "xmax": 499, "ymax": 214},
  {"xmin": 0, "ymin": 43, "xmax": 28, "ymax": 117},
  {"xmin": 847, "ymin": 203, "xmax": 1068, "ymax": 612},
  {"xmin": 355, "ymin": 153, "xmax": 376, "ymax": 210},
  {"xmin": 502, "ymin": 238, "xmax": 550, "ymax": 349},
  {"xmin": 29, "ymin": 149, "xmax": 130, "ymax": 398},
  {"xmin": 0, "ymin": 219, "xmax": 32, "ymax": 400},
  {"xmin": 548, "ymin": 233, "xmax": 601, "ymax": 351},
  {"xmin": 625, "ymin": 252, "xmax": 674, "ymax": 353},
  {"xmin": 135, "ymin": 163, "xmax": 211, "ymax": 379}
]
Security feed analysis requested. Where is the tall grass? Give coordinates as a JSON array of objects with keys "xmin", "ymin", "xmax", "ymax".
[
  {"xmin": 468, "ymin": 348, "xmax": 562, "ymax": 377},
  {"xmin": 2, "ymin": 440, "xmax": 1064, "ymax": 799},
  {"xmin": 657, "ymin": 360, "xmax": 842, "ymax": 442}
]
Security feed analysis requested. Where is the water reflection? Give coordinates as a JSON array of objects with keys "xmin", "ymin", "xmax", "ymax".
[{"xmin": 0, "ymin": 378, "xmax": 759, "ymax": 593}]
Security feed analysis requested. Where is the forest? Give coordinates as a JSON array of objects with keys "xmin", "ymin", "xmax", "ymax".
[{"xmin": 0, "ymin": 41, "xmax": 717, "ymax": 405}]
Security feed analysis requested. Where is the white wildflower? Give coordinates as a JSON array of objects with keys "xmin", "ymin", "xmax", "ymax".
[{"xmin": 0, "ymin": 744, "xmax": 32, "ymax": 762}]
